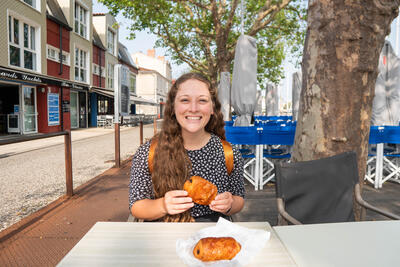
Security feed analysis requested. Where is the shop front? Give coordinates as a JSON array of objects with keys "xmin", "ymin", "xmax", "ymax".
[{"xmin": 0, "ymin": 66, "xmax": 88, "ymax": 136}]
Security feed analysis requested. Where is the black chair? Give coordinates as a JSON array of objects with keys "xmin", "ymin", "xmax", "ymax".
[{"xmin": 274, "ymin": 151, "xmax": 400, "ymax": 225}]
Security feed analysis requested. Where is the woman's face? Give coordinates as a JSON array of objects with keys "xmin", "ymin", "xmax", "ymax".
[{"xmin": 174, "ymin": 79, "xmax": 214, "ymax": 136}]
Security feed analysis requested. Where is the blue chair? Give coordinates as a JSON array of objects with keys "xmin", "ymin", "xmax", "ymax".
[
  {"xmin": 224, "ymin": 121, "xmax": 234, "ymax": 127},
  {"xmin": 380, "ymin": 126, "xmax": 400, "ymax": 186},
  {"xmin": 365, "ymin": 126, "xmax": 384, "ymax": 187},
  {"xmin": 258, "ymin": 125, "xmax": 295, "ymax": 189},
  {"xmin": 225, "ymin": 126, "xmax": 261, "ymax": 190}
]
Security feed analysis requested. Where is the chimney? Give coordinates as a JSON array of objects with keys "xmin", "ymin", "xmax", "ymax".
[
  {"xmin": 157, "ymin": 56, "xmax": 165, "ymax": 61},
  {"xmin": 147, "ymin": 49, "xmax": 155, "ymax": 58}
]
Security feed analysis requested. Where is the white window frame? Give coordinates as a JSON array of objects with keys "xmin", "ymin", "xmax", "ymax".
[
  {"xmin": 74, "ymin": 46, "xmax": 88, "ymax": 83},
  {"xmin": 107, "ymin": 28, "xmax": 116, "ymax": 55},
  {"xmin": 46, "ymin": 44, "xmax": 70, "ymax": 66},
  {"xmin": 92, "ymin": 63, "xmax": 100, "ymax": 75},
  {"xmin": 107, "ymin": 63, "xmax": 114, "ymax": 89},
  {"xmin": 7, "ymin": 10, "xmax": 41, "ymax": 73},
  {"xmin": 74, "ymin": 1, "xmax": 88, "ymax": 39},
  {"xmin": 20, "ymin": 0, "xmax": 41, "ymax": 12},
  {"xmin": 101, "ymin": 66, "xmax": 106, "ymax": 78}
]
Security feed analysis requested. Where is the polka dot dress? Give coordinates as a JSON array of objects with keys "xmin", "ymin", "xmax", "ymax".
[{"xmin": 129, "ymin": 134, "xmax": 245, "ymax": 218}]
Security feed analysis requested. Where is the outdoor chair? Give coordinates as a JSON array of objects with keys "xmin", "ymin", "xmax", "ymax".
[
  {"xmin": 225, "ymin": 126, "xmax": 260, "ymax": 190},
  {"xmin": 274, "ymin": 151, "xmax": 400, "ymax": 225}
]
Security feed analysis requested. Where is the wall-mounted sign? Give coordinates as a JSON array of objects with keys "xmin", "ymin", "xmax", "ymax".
[
  {"xmin": 48, "ymin": 93, "xmax": 60, "ymax": 126},
  {"xmin": 114, "ymin": 64, "xmax": 130, "ymax": 118},
  {"xmin": 62, "ymin": 100, "xmax": 70, "ymax": 113},
  {"xmin": 14, "ymin": 105, "xmax": 19, "ymax": 114},
  {"xmin": 0, "ymin": 67, "xmax": 89, "ymax": 90}
]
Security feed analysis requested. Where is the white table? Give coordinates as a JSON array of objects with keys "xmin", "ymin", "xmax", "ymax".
[
  {"xmin": 57, "ymin": 221, "xmax": 296, "ymax": 266},
  {"xmin": 274, "ymin": 220, "xmax": 400, "ymax": 267}
]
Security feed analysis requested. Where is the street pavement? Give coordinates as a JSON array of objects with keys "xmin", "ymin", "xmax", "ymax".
[{"xmin": 0, "ymin": 124, "xmax": 157, "ymax": 232}]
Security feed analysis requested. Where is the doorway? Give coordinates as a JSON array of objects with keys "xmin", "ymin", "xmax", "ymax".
[
  {"xmin": 70, "ymin": 91, "xmax": 79, "ymax": 129},
  {"xmin": 0, "ymin": 83, "xmax": 19, "ymax": 135},
  {"xmin": 21, "ymin": 86, "xmax": 37, "ymax": 134}
]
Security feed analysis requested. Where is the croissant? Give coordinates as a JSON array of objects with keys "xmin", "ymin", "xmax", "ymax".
[
  {"xmin": 193, "ymin": 237, "xmax": 241, "ymax": 261},
  {"xmin": 183, "ymin": 176, "xmax": 218, "ymax": 205}
]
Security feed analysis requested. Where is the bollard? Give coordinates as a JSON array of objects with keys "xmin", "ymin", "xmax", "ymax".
[
  {"xmin": 140, "ymin": 121, "xmax": 144, "ymax": 145},
  {"xmin": 115, "ymin": 122, "xmax": 120, "ymax": 168},
  {"xmin": 154, "ymin": 118, "xmax": 157, "ymax": 135},
  {"xmin": 64, "ymin": 130, "xmax": 73, "ymax": 197}
]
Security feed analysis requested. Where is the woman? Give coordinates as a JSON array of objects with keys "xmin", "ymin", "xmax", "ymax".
[{"xmin": 129, "ymin": 72, "xmax": 244, "ymax": 222}]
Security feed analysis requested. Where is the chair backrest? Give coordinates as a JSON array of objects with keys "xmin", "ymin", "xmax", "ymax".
[
  {"xmin": 259, "ymin": 125, "xmax": 295, "ymax": 145},
  {"xmin": 275, "ymin": 151, "xmax": 358, "ymax": 224},
  {"xmin": 224, "ymin": 126, "xmax": 260, "ymax": 145}
]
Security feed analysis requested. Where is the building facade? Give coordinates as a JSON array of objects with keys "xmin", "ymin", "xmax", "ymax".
[
  {"xmin": 0, "ymin": 1, "xmax": 163, "ymax": 136},
  {"xmin": 132, "ymin": 49, "xmax": 172, "ymax": 117}
]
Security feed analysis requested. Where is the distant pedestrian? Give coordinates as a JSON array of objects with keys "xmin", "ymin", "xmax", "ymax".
[{"xmin": 129, "ymin": 72, "xmax": 245, "ymax": 222}]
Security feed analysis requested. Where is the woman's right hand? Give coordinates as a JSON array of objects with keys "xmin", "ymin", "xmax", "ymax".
[{"xmin": 163, "ymin": 190, "xmax": 194, "ymax": 215}]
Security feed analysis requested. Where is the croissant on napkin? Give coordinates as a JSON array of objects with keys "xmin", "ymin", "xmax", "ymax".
[
  {"xmin": 193, "ymin": 237, "xmax": 241, "ymax": 261},
  {"xmin": 183, "ymin": 176, "xmax": 218, "ymax": 205}
]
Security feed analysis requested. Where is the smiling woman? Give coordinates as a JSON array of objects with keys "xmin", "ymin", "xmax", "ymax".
[{"xmin": 129, "ymin": 73, "xmax": 245, "ymax": 222}]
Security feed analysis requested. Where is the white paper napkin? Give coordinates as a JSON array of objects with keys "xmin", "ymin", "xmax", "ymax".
[{"xmin": 176, "ymin": 217, "xmax": 270, "ymax": 267}]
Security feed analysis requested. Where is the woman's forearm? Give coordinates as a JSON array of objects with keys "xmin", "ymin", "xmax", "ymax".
[{"xmin": 131, "ymin": 198, "xmax": 166, "ymax": 221}]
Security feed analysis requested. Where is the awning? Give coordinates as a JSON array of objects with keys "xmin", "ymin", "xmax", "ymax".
[
  {"xmin": 90, "ymin": 88, "xmax": 158, "ymax": 106},
  {"xmin": 91, "ymin": 88, "xmax": 114, "ymax": 98},
  {"xmin": 131, "ymin": 95, "xmax": 158, "ymax": 106}
]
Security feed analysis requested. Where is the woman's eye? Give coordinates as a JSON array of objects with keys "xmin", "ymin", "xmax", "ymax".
[
  {"xmin": 180, "ymin": 98, "xmax": 189, "ymax": 103},
  {"xmin": 199, "ymin": 99, "xmax": 209, "ymax": 103}
]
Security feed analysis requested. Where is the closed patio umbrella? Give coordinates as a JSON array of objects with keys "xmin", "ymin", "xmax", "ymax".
[
  {"xmin": 265, "ymin": 83, "xmax": 279, "ymax": 116},
  {"xmin": 372, "ymin": 41, "xmax": 400, "ymax": 126},
  {"xmin": 231, "ymin": 34, "xmax": 258, "ymax": 126},
  {"xmin": 292, "ymin": 71, "xmax": 302, "ymax": 121},
  {"xmin": 218, "ymin": 71, "xmax": 231, "ymax": 121}
]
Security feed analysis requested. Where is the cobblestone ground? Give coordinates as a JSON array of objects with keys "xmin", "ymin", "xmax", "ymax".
[{"xmin": 0, "ymin": 124, "xmax": 156, "ymax": 232}]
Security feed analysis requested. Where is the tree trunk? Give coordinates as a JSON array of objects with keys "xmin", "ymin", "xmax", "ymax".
[{"xmin": 292, "ymin": 0, "xmax": 399, "ymax": 219}]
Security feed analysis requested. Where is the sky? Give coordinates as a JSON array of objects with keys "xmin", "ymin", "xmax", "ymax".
[{"xmin": 93, "ymin": 1, "xmax": 400, "ymax": 103}]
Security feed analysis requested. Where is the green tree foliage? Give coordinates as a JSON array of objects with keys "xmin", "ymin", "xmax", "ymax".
[{"xmin": 99, "ymin": 0, "xmax": 306, "ymax": 88}]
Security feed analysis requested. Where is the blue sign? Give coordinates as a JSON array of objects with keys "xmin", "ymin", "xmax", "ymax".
[
  {"xmin": 14, "ymin": 105, "xmax": 19, "ymax": 114},
  {"xmin": 48, "ymin": 93, "xmax": 60, "ymax": 126}
]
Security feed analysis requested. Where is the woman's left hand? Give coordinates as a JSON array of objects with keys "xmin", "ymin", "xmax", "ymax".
[{"xmin": 209, "ymin": 192, "xmax": 233, "ymax": 214}]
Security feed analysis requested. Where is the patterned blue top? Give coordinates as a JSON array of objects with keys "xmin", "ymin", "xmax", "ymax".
[{"xmin": 129, "ymin": 134, "xmax": 245, "ymax": 218}]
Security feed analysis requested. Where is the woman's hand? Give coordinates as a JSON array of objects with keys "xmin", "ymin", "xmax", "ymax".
[
  {"xmin": 163, "ymin": 190, "xmax": 194, "ymax": 215},
  {"xmin": 209, "ymin": 192, "xmax": 233, "ymax": 214}
]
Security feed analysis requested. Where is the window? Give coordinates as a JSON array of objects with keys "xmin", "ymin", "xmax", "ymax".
[
  {"xmin": 8, "ymin": 15, "xmax": 38, "ymax": 71},
  {"xmin": 101, "ymin": 67, "xmax": 106, "ymax": 77},
  {"xmin": 130, "ymin": 74, "xmax": 136, "ymax": 94},
  {"xmin": 107, "ymin": 63, "xmax": 114, "ymax": 89},
  {"xmin": 21, "ymin": 0, "xmax": 40, "ymax": 11},
  {"xmin": 47, "ymin": 45, "xmax": 70, "ymax": 65},
  {"xmin": 107, "ymin": 29, "xmax": 115, "ymax": 55},
  {"xmin": 75, "ymin": 47, "xmax": 87, "ymax": 82},
  {"xmin": 93, "ymin": 64, "xmax": 98, "ymax": 75},
  {"xmin": 97, "ymin": 95, "xmax": 112, "ymax": 115},
  {"xmin": 74, "ymin": 2, "xmax": 87, "ymax": 38}
]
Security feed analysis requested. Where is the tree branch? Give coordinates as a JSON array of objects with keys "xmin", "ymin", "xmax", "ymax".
[
  {"xmin": 157, "ymin": 24, "xmax": 208, "ymax": 72},
  {"xmin": 248, "ymin": 0, "xmax": 291, "ymax": 36},
  {"xmin": 172, "ymin": 0, "xmax": 211, "ymax": 11}
]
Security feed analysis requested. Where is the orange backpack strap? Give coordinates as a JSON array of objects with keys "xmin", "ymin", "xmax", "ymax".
[
  {"xmin": 148, "ymin": 137, "xmax": 234, "ymax": 176},
  {"xmin": 148, "ymin": 138, "xmax": 157, "ymax": 173},
  {"xmin": 221, "ymin": 139, "xmax": 234, "ymax": 176}
]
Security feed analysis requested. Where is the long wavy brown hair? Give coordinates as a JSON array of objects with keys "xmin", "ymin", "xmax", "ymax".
[{"xmin": 152, "ymin": 72, "xmax": 226, "ymax": 222}]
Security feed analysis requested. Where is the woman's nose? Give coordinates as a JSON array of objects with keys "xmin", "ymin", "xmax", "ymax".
[{"xmin": 189, "ymin": 101, "xmax": 198, "ymax": 111}]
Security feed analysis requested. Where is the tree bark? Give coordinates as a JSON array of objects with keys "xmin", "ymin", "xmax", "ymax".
[{"xmin": 292, "ymin": 0, "xmax": 399, "ymax": 219}]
